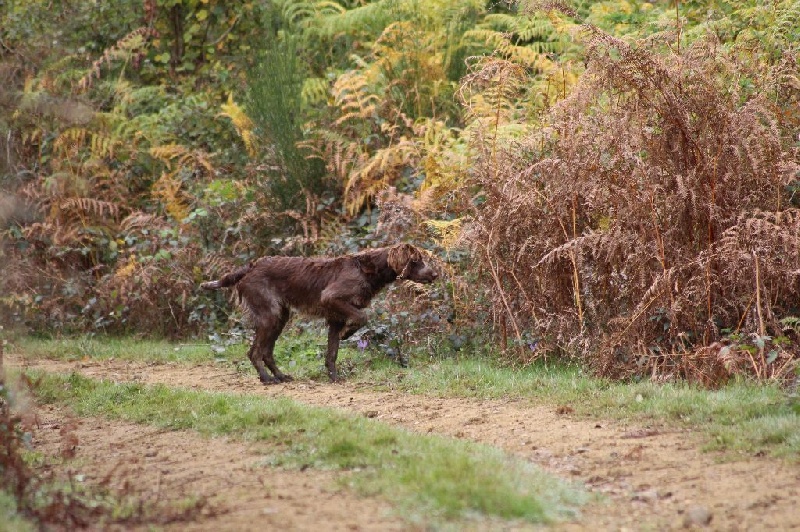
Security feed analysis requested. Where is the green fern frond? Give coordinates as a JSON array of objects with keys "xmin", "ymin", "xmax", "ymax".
[
  {"xmin": 78, "ymin": 27, "xmax": 157, "ymax": 91},
  {"xmin": 301, "ymin": 77, "xmax": 330, "ymax": 107}
]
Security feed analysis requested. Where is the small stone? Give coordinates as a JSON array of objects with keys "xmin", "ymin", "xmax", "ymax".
[
  {"xmin": 683, "ymin": 505, "xmax": 713, "ymax": 527},
  {"xmin": 633, "ymin": 489, "xmax": 659, "ymax": 503},
  {"xmin": 364, "ymin": 410, "xmax": 378, "ymax": 418}
]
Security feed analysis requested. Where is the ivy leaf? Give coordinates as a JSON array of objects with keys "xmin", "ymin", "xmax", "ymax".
[{"xmin": 196, "ymin": 9, "xmax": 208, "ymax": 21}]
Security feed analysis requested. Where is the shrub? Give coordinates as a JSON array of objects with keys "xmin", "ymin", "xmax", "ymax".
[{"xmin": 466, "ymin": 28, "xmax": 800, "ymax": 385}]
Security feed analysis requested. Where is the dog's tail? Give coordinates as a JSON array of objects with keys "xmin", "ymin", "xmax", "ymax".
[{"xmin": 200, "ymin": 263, "xmax": 255, "ymax": 290}]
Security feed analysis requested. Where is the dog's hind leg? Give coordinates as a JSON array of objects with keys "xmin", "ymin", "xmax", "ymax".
[
  {"xmin": 248, "ymin": 328, "xmax": 278, "ymax": 384},
  {"xmin": 238, "ymin": 282, "xmax": 285, "ymax": 385},
  {"xmin": 325, "ymin": 320, "xmax": 346, "ymax": 382},
  {"xmin": 260, "ymin": 306, "xmax": 293, "ymax": 382}
]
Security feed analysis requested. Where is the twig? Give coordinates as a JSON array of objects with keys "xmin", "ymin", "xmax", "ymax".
[
  {"xmin": 753, "ymin": 251, "xmax": 766, "ymax": 375},
  {"xmin": 753, "ymin": 251, "xmax": 765, "ymax": 338},
  {"xmin": 570, "ymin": 195, "xmax": 584, "ymax": 329}
]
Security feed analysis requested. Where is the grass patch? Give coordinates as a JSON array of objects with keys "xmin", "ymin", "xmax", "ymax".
[
  {"xmin": 0, "ymin": 490, "xmax": 35, "ymax": 532},
  {"xmin": 26, "ymin": 370, "xmax": 587, "ymax": 526},
  {"xmin": 372, "ymin": 356, "xmax": 800, "ymax": 458},
  {"xmin": 12, "ymin": 336, "xmax": 239, "ymax": 365},
  {"xmin": 11, "ymin": 335, "xmax": 800, "ymax": 458},
  {"xmin": 12, "ymin": 333, "xmax": 346, "ymax": 381}
]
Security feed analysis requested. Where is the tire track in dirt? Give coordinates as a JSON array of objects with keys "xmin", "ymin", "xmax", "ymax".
[
  {"xmin": 31, "ymin": 404, "xmax": 405, "ymax": 531},
  {"xmin": 11, "ymin": 355, "xmax": 800, "ymax": 531}
]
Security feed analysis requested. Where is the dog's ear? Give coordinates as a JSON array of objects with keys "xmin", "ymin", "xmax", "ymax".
[{"xmin": 387, "ymin": 243, "xmax": 420, "ymax": 274}]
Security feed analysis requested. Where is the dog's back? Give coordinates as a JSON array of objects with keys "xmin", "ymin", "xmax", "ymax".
[{"xmin": 236, "ymin": 255, "xmax": 368, "ymax": 318}]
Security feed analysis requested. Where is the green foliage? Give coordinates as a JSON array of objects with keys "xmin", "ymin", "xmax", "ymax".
[
  {"xmin": 0, "ymin": 489, "xmax": 35, "ymax": 532},
  {"xmin": 13, "ymin": 336, "xmax": 225, "ymax": 364},
  {"xmin": 245, "ymin": 36, "xmax": 329, "ymax": 212}
]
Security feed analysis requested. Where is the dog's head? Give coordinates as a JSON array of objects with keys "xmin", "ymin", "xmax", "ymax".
[{"xmin": 387, "ymin": 243, "xmax": 438, "ymax": 283}]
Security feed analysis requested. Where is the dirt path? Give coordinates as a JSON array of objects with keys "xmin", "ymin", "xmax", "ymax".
[
  {"xmin": 10, "ymin": 355, "xmax": 800, "ymax": 530},
  {"xmin": 32, "ymin": 404, "xmax": 405, "ymax": 531}
]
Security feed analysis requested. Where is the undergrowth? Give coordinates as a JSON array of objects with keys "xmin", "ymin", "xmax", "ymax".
[{"xmin": 466, "ymin": 26, "xmax": 800, "ymax": 385}]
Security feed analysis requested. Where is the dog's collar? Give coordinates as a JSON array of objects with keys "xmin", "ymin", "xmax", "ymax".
[{"xmin": 396, "ymin": 261, "xmax": 411, "ymax": 280}]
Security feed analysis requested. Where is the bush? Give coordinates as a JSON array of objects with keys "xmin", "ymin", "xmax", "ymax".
[{"xmin": 466, "ymin": 28, "xmax": 800, "ymax": 385}]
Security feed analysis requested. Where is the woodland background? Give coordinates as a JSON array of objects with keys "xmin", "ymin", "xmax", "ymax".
[{"xmin": 1, "ymin": 0, "xmax": 799, "ymax": 386}]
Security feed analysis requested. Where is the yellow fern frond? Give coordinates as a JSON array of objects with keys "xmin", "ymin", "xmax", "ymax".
[
  {"xmin": 150, "ymin": 144, "xmax": 215, "ymax": 181},
  {"xmin": 90, "ymin": 133, "xmax": 116, "ymax": 159},
  {"xmin": 115, "ymin": 254, "xmax": 138, "ymax": 279},
  {"xmin": 219, "ymin": 93, "xmax": 256, "ymax": 157},
  {"xmin": 53, "ymin": 128, "xmax": 88, "ymax": 156},
  {"xmin": 152, "ymin": 173, "xmax": 190, "ymax": 222},
  {"xmin": 149, "ymin": 144, "xmax": 188, "ymax": 166},
  {"xmin": 332, "ymin": 70, "xmax": 382, "ymax": 127},
  {"xmin": 344, "ymin": 140, "xmax": 419, "ymax": 215},
  {"xmin": 423, "ymin": 218, "xmax": 463, "ymax": 251}
]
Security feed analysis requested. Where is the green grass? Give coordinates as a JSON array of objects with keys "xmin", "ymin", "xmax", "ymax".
[
  {"xmin": 370, "ymin": 356, "xmax": 800, "ymax": 457},
  {"xmin": 26, "ymin": 370, "xmax": 587, "ymax": 526},
  {"xmin": 12, "ymin": 335, "xmax": 239, "ymax": 365},
  {"xmin": 0, "ymin": 490, "xmax": 35, "ymax": 532},
  {"xmin": 12, "ymin": 334, "xmax": 800, "ymax": 458}
]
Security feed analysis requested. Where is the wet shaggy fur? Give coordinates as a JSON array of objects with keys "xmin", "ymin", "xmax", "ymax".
[{"xmin": 201, "ymin": 243, "xmax": 438, "ymax": 383}]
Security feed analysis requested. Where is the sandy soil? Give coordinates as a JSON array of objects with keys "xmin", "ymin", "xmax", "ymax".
[
  {"xmin": 31, "ymin": 404, "xmax": 405, "ymax": 531},
  {"xmin": 8, "ymin": 355, "xmax": 800, "ymax": 531}
]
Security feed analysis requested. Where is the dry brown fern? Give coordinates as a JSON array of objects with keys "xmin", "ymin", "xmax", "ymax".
[{"xmin": 463, "ymin": 27, "xmax": 800, "ymax": 384}]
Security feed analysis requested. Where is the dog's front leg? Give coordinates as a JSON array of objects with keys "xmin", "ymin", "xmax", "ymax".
[
  {"xmin": 321, "ymin": 289, "xmax": 367, "ymax": 340},
  {"xmin": 325, "ymin": 321, "xmax": 345, "ymax": 382}
]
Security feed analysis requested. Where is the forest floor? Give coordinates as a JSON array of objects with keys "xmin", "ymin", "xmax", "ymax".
[{"xmin": 7, "ymin": 354, "xmax": 800, "ymax": 531}]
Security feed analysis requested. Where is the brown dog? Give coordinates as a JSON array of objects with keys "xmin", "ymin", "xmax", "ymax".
[{"xmin": 201, "ymin": 243, "xmax": 438, "ymax": 383}]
